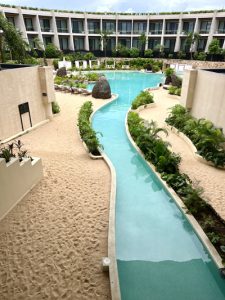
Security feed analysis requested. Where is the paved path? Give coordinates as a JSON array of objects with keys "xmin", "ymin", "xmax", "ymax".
[{"xmin": 139, "ymin": 88, "xmax": 225, "ymax": 220}]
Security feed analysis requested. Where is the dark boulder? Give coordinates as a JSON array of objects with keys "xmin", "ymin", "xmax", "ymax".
[
  {"xmin": 56, "ymin": 67, "xmax": 67, "ymax": 77},
  {"xmin": 92, "ymin": 76, "xmax": 111, "ymax": 99},
  {"xmin": 171, "ymin": 74, "xmax": 182, "ymax": 87}
]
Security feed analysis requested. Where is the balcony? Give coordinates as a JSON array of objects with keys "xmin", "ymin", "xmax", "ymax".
[
  {"xmin": 199, "ymin": 29, "xmax": 210, "ymax": 34},
  {"xmin": 118, "ymin": 31, "xmax": 132, "ymax": 34},
  {"xmin": 133, "ymin": 30, "xmax": 146, "ymax": 34},
  {"xmin": 26, "ymin": 26, "xmax": 34, "ymax": 32},
  {"xmin": 88, "ymin": 29, "xmax": 100, "ymax": 34},
  {"xmin": 149, "ymin": 30, "xmax": 162, "ymax": 35},
  {"xmin": 216, "ymin": 29, "xmax": 225, "ymax": 34},
  {"xmin": 57, "ymin": 28, "xmax": 69, "ymax": 33},
  {"xmin": 165, "ymin": 30, "xmax": 178, "ymax": 34},
  {"xmin": 41, "ymin": 27, "xmax": 52, "ymax": 32}
]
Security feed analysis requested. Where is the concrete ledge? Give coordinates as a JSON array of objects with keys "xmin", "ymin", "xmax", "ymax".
[
  {"xmin": 125, "ymin": 110, "xmax": 224, "ymax": 269},
  {"xmin": 0, "ymin": 157, "xmax": 43, "ymax": 221},
  {"xmin": 1, "ymin": 120, "xmax": 50, "ymax": 144},
  {"xmin": 166, "ymin": 125, "xmax": 225, "ymax": 170},
  {"xmin": 131, "ymin": 103, "xmax": 156, "ymax": 113},
  {"xmin": 91, "ymin": 93, "xmax": 121, "ymax": 300}
]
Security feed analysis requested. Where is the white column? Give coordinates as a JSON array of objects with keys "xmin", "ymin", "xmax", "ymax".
[
  {"xmin": 205, "ymin": 12, "xmax": 217, "ymax": 52},
  {"xmin": 35, "ymin": 16, "xmax": 44, "ymax": 49},
  {"xmin": 84, "ymin": 14, "xmax": 89, "ymax": 51},
  {"xmin": 51, "ymin": 11, "xmax": 60, "ymax": 49},
  {"xmin": 192, "ymin": 18, "xmax": 200, "ymax": 52},
  {"xmin": 100, "ymin": 18, "xmax": 103, "ymax": 51},
  {"xmin": 174, "ymin": 15, "xmax": 182, "ymax": 52},
  {"xmin": 68, "ymin": 17, "xmax": 74, "ymax": 51},
  {"xmin": 115, "ymin": 15, "xmax": 118, "ymax": 49},
  {"xmin": 146, "ymin": 18, "xmax": 149, "ymax": 50},
  {"xmin": 18, "ymin": 7, "xmax": 28, "ymax": 42},
  {"xmin": 161, "ymin": 19, "xmax": 166, "ymax": 47}
]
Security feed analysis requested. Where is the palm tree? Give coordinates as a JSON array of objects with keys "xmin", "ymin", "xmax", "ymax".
[
  {"xmin": 184, "ymin": 32, "xmax": 201, "ymax": 60},
  {"xmin": 138, "ymin": 33, "xmax": 147, "ymax": 56},
  {"xmin": 99, "ymin": 30, "xmax": 112, "ymax": 59}
]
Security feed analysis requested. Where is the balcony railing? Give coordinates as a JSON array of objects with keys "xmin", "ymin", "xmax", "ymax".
[
  {"xmin": 118, "ymin": 31, "xmax": 132, "ymax": 34},
  {"xmin": 72, "ymin": 29, "xmax": 85, "ymax": 34},
  {"xmin": 41, "ymin": 27, "xmax": 51, "ymax": 32},
  {"xmin": 133, "ymin": 30, "xmax": 146, "ymax": 34},
  {"xmin": 57, "ymin": 28, "xmax": 69, "ymax": 33},
  {"xmin": 149, "ymin": 30, "xmax": 162, "ymax": 34},
  {"xmin": 26, "ymin": 26, "xmax": 34, "ymax": 31},
  {"xmin": 88, "ymin": 29, "xmax": 100, "ymax": 34},
  {"xmin": 165, "ymin": 30, "xmax": 178, "ymax": 34},
  {"xmin": 216, "ymin": 29, "xmax": 225, "ymax": 34},
  {"xmin": 199, "ymin": 29, "xmax": 210, "ymax": 34}
]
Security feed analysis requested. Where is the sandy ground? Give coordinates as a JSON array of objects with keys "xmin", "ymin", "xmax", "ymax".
[
  {"xmin": 0, "ymin": 92, "xmax": 112, "ymax": 300},
  {"xmin": 139, "ymin": 88, "xmax": 225, "ymax": 220}
]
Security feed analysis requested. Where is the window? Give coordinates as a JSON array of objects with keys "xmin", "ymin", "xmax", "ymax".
[
  {"xmin": 133, "ymin": 22, "xmax": 147, "ymax": 34},
  {"xmin": 164, "ymin": 38, "xmax": 176, "ymax": 52},
  {"xmin": 218, "ymin": 21, "xmax": 225, "ymax": 34},
  {"xmin": 74, "ymin": 37, "xmax": 84, "ymax": 50},
  {"xmin": 56, "ymin": 19, "xmax": 68, "ymax": 33},
  {"xmin": 106, "ymin": 38, "xmax": 116, "ymax": 51},
  {"xmin": 43, "ymin": 36, "xmax": 52, "ymax": 46},
  {"xmin": 102, "ymin": 21, "xmax": 116, "ymax": 33},
  {"xmin": 72, "ymin": 19, "xmax": 84, "ymax": 33},
  {"xmin": 118, "ymin": 38, "xmax": 131, "ymax": 48},
  {"xmin": 88, "ymin": 20, "xmax": 100, "ymax": 34},
  {"xmin": 197, "ymin": 38, "xmax": 207, "ymax": 51},
  {"xmin": 148, "ymin": 38, "xmax": 161, "ymax": 49},
  {"xmin": 27, "ymin": 35, "xmax": 36, "ymax": 48},
  {"xmin": 182, "ymin": 21, "xmax": 195, "ymax": 33},
  {"xmin": 149, "ymin": 22, "xmax": 163, "ymax": 34},
  {"xmin": 180, "ymin": 38, "xmax": 189, "ymax": 52},
  {"xmin": 89, "ymin": 37, "xmax": 101, "ymax": 51},
  {"xmin": 24, "ymin": 18, "xmax": 34, "ymax": 31},
  {"xmin": 6, "ymin": 16, "xmax": 15, "ymax": 26},
  {"xmin": 59, "ymin": 37, "xmax": 69, "ymax": 50},
  {"xmin": 165, "ymin": 21, "xmax": 178, "ymax": 34},
  {"xmin": 118, "ymin": 21, "xmax": 132, "ymax": 34},
  {"xmin": 132, "ymin": 37, "xmax": 141, "ymax": 48},
  {"xmin": 200, "ymin": 20, "xmax": 211, "ymax": 34},
  {"xmin": 40, "ymin": 19, "xmax": 51, "ymax": 32}
]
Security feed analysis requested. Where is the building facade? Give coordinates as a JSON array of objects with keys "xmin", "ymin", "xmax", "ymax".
[{"xmin": 1, "ymin": 5, "xmax": 225, "ymax": 53}]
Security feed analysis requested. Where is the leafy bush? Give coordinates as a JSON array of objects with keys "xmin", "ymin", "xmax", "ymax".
[
  {"xmin": 85, "ymin": 72, "xmax": 100, "ymax": 82},
  {"xmin": 44, "ymin": 43, "xmax": 61, "ymax": 58},
  {"xmin": 52, "ymin": 101, "xmax": 60, "ymax": 114},
  {"xmin": 166, "ymin": 104, "xmax": 225, "ymax": 167},
  {"xmin": 168, "ymin": 86, "xmax": 181, "ymax": 96},
  {"xmin": 131, "ymin": 91, "xmax": 154, "ymax": 109},
  {"xmin": 83, "ymin": 52, "xmax": 96, "ymax": 61},
  {"xmin": 144, "ymin": 49, "xmax": 153, "ymax": 58},
  {"xmin": 193, "ymin": 51, "xmax": 207, "ymax": 61},
  {"xmin": 129, "ymin": 47, "xmax": 140, "ymax": 58},
  {"xmin": 78, "ymin": 101, "xmax": 102, "ymax": 155}
]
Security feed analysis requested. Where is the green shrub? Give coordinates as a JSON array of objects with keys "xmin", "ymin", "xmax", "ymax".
[
  {"xmin": 85, "ymin": 72, "xmax": 100, "ymax": 82},
  {"xmin": 78, "ymin": 101, "xmax": 102, "ymax": 155},
  {"xmin": 52, "ymin": 101, "xmax": 60, "ymax": 114},
  {"xmin": 53, "ymin": 59, "xmax": 60, "ymax": 70},
  {"xmin": 164, "ymin": 67, "xmax": 175, "ymax": 77},
  {"xmin": 83, "ymin": 52, "xmax": 95, "ymax": 61},
  {"xmin": 168, "ymin": 86, "xmax": 181, "ymax": 96},
  {"xmin": 166, "ymin": 104, "xmax": 225, "ymax": 167},
  {"xmin": 129, "ymin": 47, "xmax": 140, "ymax": 58},
  {"xmin": 144, "ymin": 49, "xmax": 153, "ymax": 58},
  {"xmin": 194, "ymin": 51, "xmax": 207, "ymax": 61},
  {"xmin": 44, "ymin": 43, "xmax": 61, "ymax": 58},
  {"xmin": 131, "ymin": 91, "xmax": 154, "ymax": 109}
]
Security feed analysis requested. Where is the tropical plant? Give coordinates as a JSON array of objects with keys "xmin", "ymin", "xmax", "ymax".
[
  {"xmin": 193, "ymin": 51, "xmax": 207, "ymax": 61},
  {"xmin": 131, "ymin": 91, "xmax": 154, "ymax": 109},
  {"xmin": 78, "ymin": 101, "xmax": 103, "ymax": 155},
  {"xmin": 0, "ymin": 140, "xmax": 31, "ymax": 162},
  {"xmin": 166, "ymin": 104, "xmax": 225, "ymax": 167},
  {"xmin": 144, "ymin": 49, "xmax": 153, "ymax": 58},
  {"xmin": 208, "ymin": 38, "xmax": 222, "ymax": 60},
  {"xmin": 44, "ymin": 43, "xmax": 61, "ymax": 58},
  {"xmin": 129, "ymin": 47, "xmax": 140, "ymax": 58},
  {"xmin": 0, "ymin": 14, "xmax": 27, "ymax": 62},
  {"xmin": 52, "ymin": 101, "xmax": 60, "ymax": 114},
  {"xmin": 98, "ymin": 30, "xmax": 111, "ymax": 59},
  {"xmin": 138, "ymin": 33, "xmax": 147, "ymax": 56},
  {"xmin": 184, "ymin": 32, "xmax": 201, "ymax": 59}
]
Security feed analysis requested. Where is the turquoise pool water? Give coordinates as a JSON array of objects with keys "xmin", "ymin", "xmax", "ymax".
[{"xmin": 92, "ymin": 72, "xmax": 225, "ymax": 300}]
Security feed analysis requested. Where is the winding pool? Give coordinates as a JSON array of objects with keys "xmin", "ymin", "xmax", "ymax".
[{"xmin": 92, "ymin": 72, "xmax": 225, "ymax": 300}]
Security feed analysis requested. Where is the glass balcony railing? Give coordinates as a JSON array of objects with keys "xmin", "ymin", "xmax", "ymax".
[
  {"xmin": 26, "ymin": 26, "xmax": 34, "ymax": 31},
  {"xmin": 217, "ymin": 29, "xmax": 225, "ymax": 34},
  {"xmin": 41, "ymin": 27, "xmax": 51, "ymax": 32},
  {"xmin": 149, "ymin": 30, "xmax": 162, "ymax": 34},
  {"xmin": 199, "ymin": 29, "xmax": 210, "ymax": 34},
  {"xmin": 133, "ymin": 30, "xmax": 146, "ymax": 34},
  {"xmin": 118, "ymin": 31, "xmax": 132, "ymax": 34},
  {"xmin": 165, "ymin": 29, "xmax": 178, "ymax": 34},
  {"xmin": 88, "ymin": 29, "xmax": 100, "ymax": 34},
  {"xmin": 57, "ymin": 28, "xmax": 69, "ymax": 33}
]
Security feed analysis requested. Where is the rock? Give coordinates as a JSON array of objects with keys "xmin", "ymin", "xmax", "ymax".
[
  {"xmin": 171, "ymin": 74, "xmax": 182, "ymax": 87},
  {"xmin": 56, "ymin": 67, "xmax": 67, "ymax": 77},
  {"xmin": 92, "ymin": 76, "xmax": 111, "ymax": 99}
]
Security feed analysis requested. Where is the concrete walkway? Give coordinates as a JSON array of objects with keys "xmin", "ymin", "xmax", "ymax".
[{"xmin": 139, "ymin": 88, "xmax": 225, "ymax": 220}]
